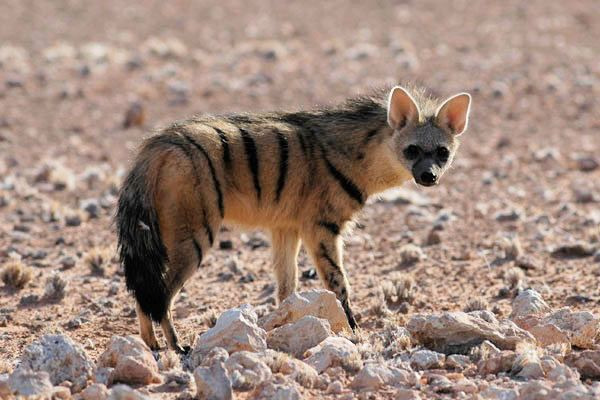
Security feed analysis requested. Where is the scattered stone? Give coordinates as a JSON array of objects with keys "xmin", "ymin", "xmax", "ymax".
[
  {"xmin": 326, "ymin": 380, "xmax": 344, "ymax": 394},
  {"xmin": 575, "ymin": 156, "xmax": 598, "ymax": 172},
  {"xmin": 122, "ymin": 102, "xmax": 145, "ymax": 129},
  {"xmin": 446, "ymin": 354, "xmax": 471, "ymax": 370},
  {"xmin": 351, "ymin": 362, "xmax": 418, "ymax": 390},
  {"xmin": 260, "ymin": 289, "xmax": 351, "ymax": 333},
  {"xmin": 566, "ymin": 350, "xmax": 600, "ymax": 379},
  {"xmin": 407, "ymin": 311, "xmax": 534, "ymax": 354},
  {"xmin": 97, "ymin": 335, "xmax": 161, "ymax": 385},
  {"xmin": 267, "ymin": 352, "xmax": 318, "ymax": 388},
  {"xmin": 65, "ymin": 213, "xmax": 82, "ymax": 227},
  {"xmin": 80, "ymin": 198, "xmax": 101, "ymax": 219},
  {"xmin": 551, "ymin": 242, "xmax": 597, "ymax": 258},
  {"xmin": 515, "ymin": 307, "xmax": 599, "ymax": 349},
  {"xmin": 17, "ymin": 334, "xmax": 94, "ymax": 391},
  {"xmin": 494, "ymin": 208, "xmax": 523, "ymax": 222},
  {"xmin": 192, "ymin": 304, "xmax": 266, "ymax": 356},
  {"xmin": 108, "ymin": 384, "xmax": 151, "ymax": 399},
  {"xmin": 510, "ymin": 289, "xmax": 550, "ymax": 319},
  {"xmin": 249, "ymin": 375, "xmax": 301, "ymax": 400},
  {"xmin": 301, "ymin": 268, "xmax": 317, "ymax": 280},
  {"xmin": 304, "ymin": 337, "xmax": 362, "ymax": 373},
  {"xmin": 410, "ymin": 349, "xmax": 445, "ymax": 370},
  {"xmin": 94, "ymin": 367, "xmax": 114, "ymax": 386},
  {"xmin": 225, "ymin": 351, "xmax": 272, "ymax": 390},
  {"xmin": 511, "ymin": 350, "xmax": 544, "ymax": 379},
  {"xmin": 194, "ymin": 362, "xmax": 232, "ymax": 400},
  {"xmin": 480, "ymin": 386, "xmax": 518, "ymax": 400},
  {"xmin": 81, "ymin": 383, "xmax": 110, "ymax": 400},
  {"xmin": 267, "ymin": 316, "xmax": 332, "ymax": 357},
  {"xmin": 7, "ymin": 369, "xmax": 54, "ymax": 397}
]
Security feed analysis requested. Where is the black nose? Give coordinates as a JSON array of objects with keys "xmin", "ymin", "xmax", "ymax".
[{"xmin": 420, "ymin": 171, "xmax": 437, "ymax": 185}]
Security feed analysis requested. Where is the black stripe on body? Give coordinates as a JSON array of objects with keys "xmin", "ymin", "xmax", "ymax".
[
  {"xmin": 213, "ymin": 127, "xmax": 232, "ymax": 170},
  {"xmin": 363, "ymin": 128, "xmax": 380, "ymax": 143},
  {"xmin": 239, "ymin": 128, "xmax": 261, "ymax": 201},
  {"xmin": 297, "ymin": 132, "xmax": 308, "ymax": 159},
  {"xmin": 318, "ymin": 221, "xmax": 340, "ymax": 235},
  {"xmin": 192, "ymin": 238, "xmax": 203, "ymax": 268},
  {"xmin": 275, "ymin": 131, "xmax": 289, "ymax": 202},
  {"xmin": 323, "ymin": 157, "xmax": 364, "ymax": 205},
  {"xmin": 181, "ymin": 133, "xmax": 225, "ymax": 217},
  {"xmin": 204, "ymin": 223, "xmax": 214, "ymax": 246}
]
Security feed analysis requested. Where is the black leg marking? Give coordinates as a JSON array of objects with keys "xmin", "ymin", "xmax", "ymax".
[
  {"xmin": 239, "ymin": 128, "xmax": 261, "ymax": 201},
  {"xmin": 275, "ymin": 130, "xmax": 289, "ymax": 202},
  {"xmin": 320, "ymin": 242, "xmax": 341, "ymax": 271},
  {"xmin": 318, "ymin": 221, "xmax": 340, "ymax": 236},
  {"xmin": 323, "ymin": 157, "xmax": 364, "ymax": 205},
  {"xmin": 342, "ymin": 298, "xmax": 358, "ymax": 330},
  {"xmin": 213, "ymin": 127, "xmax": 232, "ymax": 170},
  {"xmin": 181, "ymin": 133, "xmax": 225, "ymax": 217}
]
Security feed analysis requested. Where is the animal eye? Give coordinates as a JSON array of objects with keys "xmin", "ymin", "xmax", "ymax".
[
  {"xmin": 403, "ymin": 145, "xmax": 420, "ymax": 160},
  {"xmin": 436, "ymin": 147, "xmax": 450, "ymax": 161}
]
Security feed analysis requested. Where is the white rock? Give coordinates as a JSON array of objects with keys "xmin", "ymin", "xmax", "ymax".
[
  {"xmin": 17, "ymin": 334, "xmax": 94, "ymax": 391},
  {"xmin": 193, "ymin": 304, "xmax": 266, "ymax": 356},
  {"xmin": 81, "ymin": 383, "xmax": 110, "ymax": 400},
  {"xmin": 478, "ymin": 350, "xmax": 517, "ymax": 375},
  {"xmin": 107, "ymin": 384, "xmax": 152, "ymax": 399},
  {"xmin": 225, "ymin": 351, "xmax": 272, "ymax": 391},
  {"xmin": 267, "ymin": 316, "xmax": 332, "ymax": 357},
  {"xmin": 7, "ymin": 369, "xmax": 54, "ymax": 397},
  {"xmin": 0, "ymin": 374, "xmax": 9, "ymax": 398},
  {"xmin": 260, "ymin": 289, "xmax": 351, "ymax": 333},
  {"xmin": 394, "ymin": 388, "xmax": 423, "ymax": 400},
  {"xmin": 250, "ymin": 375, "xmax": 301, "ymax": 400},
  {"xmin": 304, "ymin": 337, "xmax": 361, "ymax": 373},
  {"xmin": 544, "ymin": 308, "xmax": 599, "ymax": 349},
  {"xmin": 407, "ymin": 311, "xmax": 534, "ymax": 353},
  {"xmin": 511, "ymin": 350, "xmax": 544, "ymax": 379},
  {"xmin": 97, "ymin": 336, "xmax": 160, "ymax": 385},
  {"xmin": 446, "ymin": 354, "xmax": 471, "ymax": 370},
  {"xmin": 566, "ymin": 350, "xmax": 600, "ymax": 379},
  {"xmin": 194, "ymin": 362, "xmax": 232, "ymax": 400},
  {"xmin": 480, "ymin": 386, "xmax": 518, "ymax": 400},
  {"xmin": 94, "ymin": 367, "xmax": 114, "ymax": 386},
  {"xmin": 262, "ymin": 350, "xmax": 318, "ymax": 388},
  {"xmin": 410, "ymin": 350, "xmax": 445, "ymax": 370},
  {"xmin": 351, "ymin": 362, "xmax": 418, "ymax": 390},
  {"xmin": 190, "ymin": 346, "xmax": 229, "ymax": 370},
  {"xmin": 326, "ymin": 380, "xmax": 344, "ymax": 394},
  {"xmin": 510, "ymin": 289, "xmax": 550, "ymax": 319}
]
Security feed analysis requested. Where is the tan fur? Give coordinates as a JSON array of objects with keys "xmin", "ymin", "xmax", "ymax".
[{"xmin": 119, "ymin": 84, "xmax": 472, "ymax": 351}]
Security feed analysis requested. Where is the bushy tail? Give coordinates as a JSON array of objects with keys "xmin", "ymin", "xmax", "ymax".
[{"xmin": 116, "ymin": 157, "xmax": 169, "ymax": 322}]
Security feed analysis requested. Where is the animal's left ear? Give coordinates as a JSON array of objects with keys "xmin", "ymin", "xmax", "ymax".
[{"xmin": 435, "ymin": 93, "xmax": 471, "ymax": 135}]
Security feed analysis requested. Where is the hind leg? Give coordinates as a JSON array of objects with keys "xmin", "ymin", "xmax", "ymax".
[{"xmin": 136, "ymin": 303, "xmax": 160, "ymax": 350}]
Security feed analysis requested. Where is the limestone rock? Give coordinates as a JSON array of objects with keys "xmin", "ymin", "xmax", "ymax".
[
  {"xmin": 260, "ymin": 289, "xmax": 351, "ymax": 333},
  {"xmin": 407, "ymin": 311, "xmax": 534, "ymax": 354},
  {"xmin": 267, "ymin": 316, "xmax": 332, "ymax": 357},
  {"xmin": 194, "ymin": 362, "xmax": 232, "ymax": 400},
  {"xmin": 225, "ymin": 351, "xmax": 272, "ymax": 391},
  {"xmin": 7, "ymin": 369, "xmax": 54, "ymax": 398},
  {"xmin": 304, "ymin": 337, "xmax": 362, "ymax": 373},
  {"xmin": 566, "ymin": 350, "xmax": 600, "ymax": 379},
  {"xmin": 351, "ymin": 362, "xmax": 418, "ymax": 390},
  {"xmin": 192, "ymin": 304, "xmax": 266, "ymax": 356},
  {"xmin": 510, "ymin": 289, "xmax": 550, "ymax": 319},
  {"xmin": 410, "ymin": 350, "xmax": 445, "ymax": 370},
  {"xmin": 511, "ymin": 350, "xmax": 544, "ymax": 379},
  {"xmin": 107, "ymin": 384, "xmax": 152, "ymax": 399},
  {"xmin": 478, "ymin": 350, "xmax": 517, "ymax": 375},
  {"xmin": 17, "ymin": 334, "xmax": 95, "ymax": 391},
  {"xmin": 81, "ymin": 383, "xmax": 110, "ymax": 400},
  {"xmin": 446, "ymin": 354, "xmax": 472, "ymax": 370},
  {"xmin": 480, "ymin": 386, "xmax": 518, "ymax": 400},
  {"xmin": 250, "ymin": 375, "xmax": 301, "ymax": 400},
  {"xmin": 97, "ymin": 335, "xmax": 160, "ymax": 385}
]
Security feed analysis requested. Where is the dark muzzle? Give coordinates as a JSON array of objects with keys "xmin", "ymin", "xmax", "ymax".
[{"xmin": 412, "ymin": 158, "xmax": 439, "ymax": 187}]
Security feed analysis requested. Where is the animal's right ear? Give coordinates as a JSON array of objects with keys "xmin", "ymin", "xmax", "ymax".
[{"xmin": 387, "ymin": 86, "xmax": 420, "ymax": 130}]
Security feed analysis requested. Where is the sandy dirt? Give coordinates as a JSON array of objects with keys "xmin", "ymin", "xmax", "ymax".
[{"xmin": 0, "ymin": 0, "xmax": 599, "ymax": 398}]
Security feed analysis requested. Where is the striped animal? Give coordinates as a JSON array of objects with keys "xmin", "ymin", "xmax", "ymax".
[{"xmin": 116, "ymin": 84, "xmax": 472, "ymax": 353}]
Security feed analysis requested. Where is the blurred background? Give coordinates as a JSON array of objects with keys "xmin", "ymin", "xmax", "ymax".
[{"xmin": 0, "ymin": 0, "xmax": 598, "ymax": 372}]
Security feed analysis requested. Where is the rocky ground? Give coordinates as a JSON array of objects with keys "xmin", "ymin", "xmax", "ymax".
[{"xmin": 0, "ymin": 0, "xmax": 599, "ymax": 398}]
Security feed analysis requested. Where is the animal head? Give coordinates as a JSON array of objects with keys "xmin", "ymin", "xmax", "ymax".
[{"xmin": 386, "ymin": 85, "xmax": 471, "ymax": 187}]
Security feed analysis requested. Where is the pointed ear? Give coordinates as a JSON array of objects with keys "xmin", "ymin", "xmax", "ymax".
[
  {"xmin": 387, "ymin": 86, "xmax": 421, "ymax": 130},
  {"xmin": 435, "ymin": 93, "xmax": 471, "ymax": 135}
]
